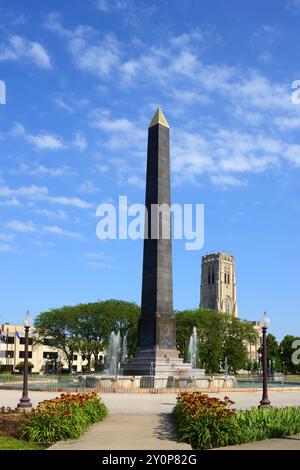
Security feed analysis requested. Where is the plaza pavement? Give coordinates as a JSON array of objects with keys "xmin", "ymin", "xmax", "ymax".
[{"xmin": 1, "ymin": 389, "xmax": 300, "ymax": 450}]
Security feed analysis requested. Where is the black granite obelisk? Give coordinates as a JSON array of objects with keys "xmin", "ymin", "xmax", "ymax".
[
  {"xmin": 123, "ymin": 108, "xmax": 190, "ymax": 377},
  {"xmin": 138, "ymin": 107, "xmax": 176, "ymax": 351}
]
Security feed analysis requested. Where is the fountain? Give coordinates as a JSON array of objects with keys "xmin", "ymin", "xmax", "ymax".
[
  {"xmin": 106, "ymin": 331, "xmax": 120, "ymax": 376},
  {"xmin": 121, "ymin": 332, "xmax": 128, "ymax": 362},
  {"xmin": 188, "ymin": 327, "xmax": 198, "ymax": 369}
]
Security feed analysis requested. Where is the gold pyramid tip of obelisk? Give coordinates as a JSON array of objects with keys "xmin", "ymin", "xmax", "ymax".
[{"xmin": 149, "ymin": 106, "xmax": 169, "ymax": 129}]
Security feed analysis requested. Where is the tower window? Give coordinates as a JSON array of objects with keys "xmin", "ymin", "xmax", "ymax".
[
  {"xmin": 208, "ymin": 273, "xmax": 211, "ymax": 285},
  {"xmin": 212, "ymin": 272, "xmax": 214, "ymax": 284},
  {"xmin": 224, "ymin": 273, "xmax": 227, "ymax": 284},
  {"xmin": 227, "ymin": 274, "xmax": 230, "ymax": 284}
]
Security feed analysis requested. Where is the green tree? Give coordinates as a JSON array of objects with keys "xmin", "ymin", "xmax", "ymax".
[
  {"xmin": 34, "ymin": 299, "xmax": 140, "ymax": 371},
  {"xmin": 222, "ymin": 315, "xmax": 256, "ymax": 373},
  {"xmin": 15, "ymin": 361, "xmax": 34, "ymax": 373},
  {"xmin": 34, "ymin": 306, "xmax": 78, "ymax": 371},
  {"xmin": 266, "ymin": 333, "xmax": 281, "ymax": 372},
  {"xmin": 175, "ymin": 308, "xmax": 257, "ymax": 374},
  {"xmin": 279, "ymin": 335, "xmax": 300, "ymax": 374}
]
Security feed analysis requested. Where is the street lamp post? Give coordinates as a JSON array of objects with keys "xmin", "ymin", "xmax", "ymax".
[
  {"xmin": 259, "ymin": 311, "xmax": 272, "ymax": 409},
  {"xmin": 17, "ymin": 310, "xmax": 33, "ymax": 411}
]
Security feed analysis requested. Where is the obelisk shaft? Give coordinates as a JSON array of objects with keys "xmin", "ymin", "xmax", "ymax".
[{"xmin": 138, "ymin": 112, "xmax": 176, "ymax": 351}]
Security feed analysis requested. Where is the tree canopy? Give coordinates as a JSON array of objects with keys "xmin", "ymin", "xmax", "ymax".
[
  {"xmin": 34, "ymin": 299, "xmax": 140, "ymax": 371},
  {"xmin": 175, "ymin": 308, "xmax": 258, "ymax": 373}
]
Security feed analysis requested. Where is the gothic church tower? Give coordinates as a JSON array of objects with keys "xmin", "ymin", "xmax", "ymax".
[{"xmin": 200, "ymin": 252, "xmax": 238, "ymax": 317}]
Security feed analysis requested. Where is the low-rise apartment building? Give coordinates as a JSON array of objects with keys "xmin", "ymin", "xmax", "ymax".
[{"xmin": 0, "ymin": 323, "xmax": 89, "ymax": 373}]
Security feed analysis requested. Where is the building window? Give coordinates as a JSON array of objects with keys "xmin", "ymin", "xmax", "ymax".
[
  {"xmin": 227, "ymin": 274, "xmax": 230, "ymax": 284},
  {"xmin": 19, "ymin": 351, "xmax": 32, "ymax": 359},
  {"xmin": 208, "ymin": 273, "xmax": 211, "ymax": 285},
  {"xmin": 212, "ymin": 272, "xmax": 215, "ymax": 284},
  {"xmin": 225, "ymin": 296, "xmax": 230, "ymax": 313},
  {"xmin": 7, "ymin": 336, "xmax": 14, "ymax": 344},
  {"xmin": 5, "ymin": 351, "xmax": 14, "ymax": 358},
  {"xmin": 20, "ymin": 337, "xmax": 33, "ymax": 345},
  {"xmin": 43, "ymin": 352, "xmax": 58, "ymax": 360},
  {"xmin": 73, "ymin": 355, "xmax": 78, "ymax": 361}
]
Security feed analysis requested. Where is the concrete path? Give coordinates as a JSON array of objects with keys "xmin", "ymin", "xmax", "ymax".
[
  {"xmin": 50, "ymin": 414, "xmax": 191, "ymax": 450},
  {"xmin": 215, "ymin": 435, "xmax": 300, "ymax": 450}
]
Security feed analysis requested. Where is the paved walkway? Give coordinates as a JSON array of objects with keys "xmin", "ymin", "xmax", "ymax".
[
  {"xmin": 50, "ymin": 414, "xmax": 191, "ymax": 450},
  {"xmin": 1, "ymin": 390, "xmax": 300, "ymax": 450},
  {"xmin": 215, "ymin": 435, "xmax": 300, "ymax": 450}
]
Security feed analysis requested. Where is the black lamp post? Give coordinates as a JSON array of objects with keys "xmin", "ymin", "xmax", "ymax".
[
  {"xmin": 17, "ymin": 310, "xmax": 33, "ymax": 411},
  {"xmin": 259, "ymin": 311, "xmax": 272, "ymax": 409}
]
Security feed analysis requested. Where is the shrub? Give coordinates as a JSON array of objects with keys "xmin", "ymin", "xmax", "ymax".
[
  {"xmin": 19, "ymin": 393, "xmax": 108, "ymax": 444},
  {"xmin": 173, "ymin": 392, "xmax": 242, "ymax": 449},
  {"xmin": 233, "ymin": 406, "xmax": 300, "ymax": 442},
  {"xmin": 15, "ymin": 361, "xmax": 34, "ymax": 373},
  {"xmin": 173, "ymin": 391, "xmax": 300, "ymax": 449}
]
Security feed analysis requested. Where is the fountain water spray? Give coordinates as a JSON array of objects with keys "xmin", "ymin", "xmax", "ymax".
[
  {"xmin": 188, "ymin": 327, "xmax": 198, "ymax": 369},
  {"xmin": 106, "ymin": 331, "xmax": 120, "ymax": 376},
  {"xmin": 121, "ymin": 332, "xmax": 128, "ymax": 362}
]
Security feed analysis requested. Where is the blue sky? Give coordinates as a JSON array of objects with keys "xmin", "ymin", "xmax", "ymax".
[{"xmin": 0, "ymin": 0, "xmax": 300, "ymax": 340}]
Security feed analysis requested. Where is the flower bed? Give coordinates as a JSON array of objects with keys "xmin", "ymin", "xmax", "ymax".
[
  {"xmin": 172, "ymin": 391, "xmax": 300, "ymax": 449},
  {"xmin": 19, "ymin": 392, "xmax": 108, "ymax": 444}
]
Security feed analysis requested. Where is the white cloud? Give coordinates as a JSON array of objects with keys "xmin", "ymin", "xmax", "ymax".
[
  {"xmin": 42, "ymin": 17, "xmax": 300, "ymax": 188},
  {"xmin": 0, "ymin": 197, "xmax": 21, "ymax": 206},
  {"xmin": 6, "ymin": 220, "xmax": 36, "ymax": 232},
  {"xmin": 0, "ymin": 35, "xmax": 51, "ymax": 69},
  {"xmin": 43, "ymin": 225, "xmax": 83, "ymax": 239},
  {"xmin": 258, "ymin": 51, "xmax": 272, "ymax": 64},
  {"xmin": 11, "ymin": 123, "xmax": 65, "ymax": 150},
  {"xmin": 32, "ymin": 208, "xmax": 68, "ymax": 220},
  {"xmin": 44, "ymin": 14, "xmax": 121, "ymax": 77},
  {"xmin": 286, "ymin": 0, "xmax": 300, "ymax": 13},
  {"xmin": 210, "ymin": 175, "xmax": 247, "ymax": 188},
  {"xmin": 90, "ymin": 109, "xmax": 145, "ymax": 150},
  {"xmin": 85, "ymin": 251, "xmax": 112, "ymax": 268},
  {"xmin": 11, "ymin": 123, "xmax": 88, "ymax": 151},
  {"xmin": 15, "ymin": 163, "xmax": 76, "ymax": 177},
  {"xmin": 0, "ymin": 244, "xmax": 12, "ymax": 253},
  {"xmin": 0, "ymin": 183, "xmax": 92, "ymax": 209},
  {"xmin": 77, "ymin": 180, "xmax": 99, "ymax": 194},
  {"xmin": 95, "ymin": 0, "xmax": 129, "ymax": 12},
  {"xmin": 282, "ymin": 144, "xmax": 300, "ymax": 165},
  {"xmin": 273, "ymin": 116, "xmax": 300, "ymax": 130},
  {"xmin": 48, "ymin": 196, "xmax": 93, "ymax": 209},
  {"xmin": 0, "ymin": 233, "xmax": 15, "ymax": 242},
  {"xmin": 73, "ymin": 133, "xmax": 87, "ymax": 151},
  {"xmin": 0, "ymin": 184, "xmax": 48, "ymax": 198},
  {"xmin": 127, "ymin": 175, "xmax": 144, "ymax": 187}
]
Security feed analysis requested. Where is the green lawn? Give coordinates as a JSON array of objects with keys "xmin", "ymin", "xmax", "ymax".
[
  {"xmin": 0, "ymin": 437, "xmax": 45, "ymax": 450},
  {"xmin": 285, "ymin": 375, "xmax": 300, "ymax": 383}
]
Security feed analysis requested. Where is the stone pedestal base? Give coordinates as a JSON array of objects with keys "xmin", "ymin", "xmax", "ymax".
[{"xmin": 121, "ymin": 348, "xmax": 204, "ymax": 378}]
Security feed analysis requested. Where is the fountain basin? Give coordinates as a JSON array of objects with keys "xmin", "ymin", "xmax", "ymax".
[{"xmin": 78, "ymin": 374, "xmax": 235, "ymax": 390}]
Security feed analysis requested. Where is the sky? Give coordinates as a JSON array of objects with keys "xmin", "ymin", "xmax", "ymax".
[{"xmin": 0, "ymin": 0, "xmax": 300, "ymax": 340}]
